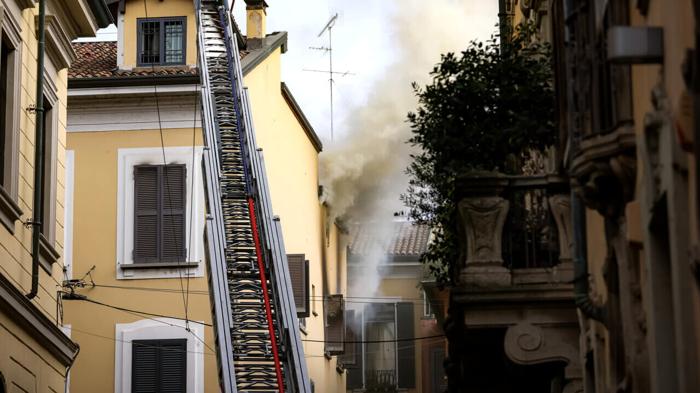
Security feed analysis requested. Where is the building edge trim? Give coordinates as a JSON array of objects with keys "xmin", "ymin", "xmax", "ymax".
[
  {"xmin": 0, "ymin": 272, "xmax": 78, "ymax": 366},
  {"xmin": 280, "ymin": 82, "xmax": 322, "ymax": 152}
]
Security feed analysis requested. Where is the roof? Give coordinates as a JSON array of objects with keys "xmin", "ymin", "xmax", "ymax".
[
  {"xmin": 281, "ymin": 82, "xmax": 323, "ymax": 152},
  {"xmin": 68, "ymin": 31, "xmax": 286, "ymax": 87},
  {"xmin": 348, "ymin": 221, "xmax": 431, "ymax": 261}
]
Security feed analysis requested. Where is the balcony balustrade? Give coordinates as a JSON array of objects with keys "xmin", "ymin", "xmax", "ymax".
[{"xmin": 454, "ymin": 171, "xmax": 573, "ymax": 287}]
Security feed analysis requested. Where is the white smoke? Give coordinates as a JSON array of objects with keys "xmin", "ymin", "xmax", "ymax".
[{"xmin": 320, "ymin": 0, "xmax": 498, "ymax": 301}]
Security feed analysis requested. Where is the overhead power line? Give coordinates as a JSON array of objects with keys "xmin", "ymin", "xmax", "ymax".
[{"xmin": 302, "ymin": 334, "xmax": 445, "ymax": 344}]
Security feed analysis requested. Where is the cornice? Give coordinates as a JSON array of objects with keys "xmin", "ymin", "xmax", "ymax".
[{"xmin": 38, "ymin": 14, "xmax": 77, "ymax": 70}]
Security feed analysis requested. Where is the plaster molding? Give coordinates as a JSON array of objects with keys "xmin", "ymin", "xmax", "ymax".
[
  {"xmin": 504, "ymin": 322, "xmax": 581, "ymax": 379},
  {"xmin": 116, "ymin": 147, "xmax": 205, "ymax": 280},
  {"xmin": 39, "ymin": 14, "xmax": 77, "ymax": 70},
  {"xmin": 548, "ymin": 193, "xmax": 572, "ymax": 262},
  {"xmin": 13, "ymin": 0, "xmax": 35, "ymax": 10},
  {"xmin": 457, "ymin": 196, "xmax": 511, "ymax": 286},
  {"xmin": 115, "ymin": 318, "xmax": 204, "ymax": 393},
  {"xmin": 570, "ymin": 125, "xmax": 637, "ymax": 218}
]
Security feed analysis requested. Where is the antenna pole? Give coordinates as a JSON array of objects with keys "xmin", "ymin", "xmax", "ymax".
[{"xmin": 328, "ymin": 25, "xmax": 334, "ymax": 141}]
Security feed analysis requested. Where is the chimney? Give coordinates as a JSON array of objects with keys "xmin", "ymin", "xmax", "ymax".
[{"xmin": 245, "ymin": 0, "xmax": 268, "ymax": 50}]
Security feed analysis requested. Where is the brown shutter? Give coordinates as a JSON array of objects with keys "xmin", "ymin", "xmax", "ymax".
[
  {"xmin": 132, "ymin": 339, "xmax": 186, "ymax": 393},
  {"xmin": 342, "ymin": 309, "xmax": 364, "ymax": 390},
  {"xmin": 396, "ymin": 302, "xmax": 415, "ymax": 389},
  {"xmin": 134, "ymin": 165, "xmax": 159, "ymax": 263},
  {"xmin": 287, "ymin": 254, "xmax": 309, "ymax": 318},
  {"xmin": 161, "ymin": 164, "xmax": 186, "ymax": 262},
  {"xmin": 324, "ymin": 294, "xmax": 345, "ymax": 355}
]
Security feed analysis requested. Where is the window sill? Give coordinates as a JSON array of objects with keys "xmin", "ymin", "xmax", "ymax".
[
  {"xmin": 120, "ymin": 262, "xmax": 199, "ymax": 270},
  {"xmin": 38, "ymin": 233, "xmax": 59, "ymax": 274},
  {"xmin": 0, "ymin": 185, "xmax": 22, "ymax": 234}
]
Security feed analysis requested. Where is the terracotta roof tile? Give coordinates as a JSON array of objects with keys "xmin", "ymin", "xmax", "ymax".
[
  {"xmin": 69, "ymin": 41, "xmax": 251, "ymax": 80},
  {"xmin": 348, "ymin": 221, "xmax": 431, "ymax": 260}
]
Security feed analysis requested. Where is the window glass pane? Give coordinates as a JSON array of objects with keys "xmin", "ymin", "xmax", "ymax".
[
  {"xmin": 140, "ymin": 21, "xmax": 160, "ymax": 64},
  {"xmin": 164, "ymin": 20, "xmax": 184, "ymax": 64},
  {"xmin": 366, "ymin": 320, "xmax": 396, "ymax": 388}
]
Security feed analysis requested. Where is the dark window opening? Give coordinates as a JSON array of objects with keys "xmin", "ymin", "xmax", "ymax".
[
  {"xmin": 132, "ymin": 339, "xmax": 187, "ymax": 393},
  {"xmin": 40, "ymin": 97, "xmax": 53, "ymax": 239},
  {"xmin": 0, "ymin": 38, "xmax": 10, "ymax": 184},
  {"xmin": 134, "ymin": 164, "xmax": 187, "ymax": 263},
  {"xmin": 138, "ymin": 18, "xmax": 186, "ymax": 66}
]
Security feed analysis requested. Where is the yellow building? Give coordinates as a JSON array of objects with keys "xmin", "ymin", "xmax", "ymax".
[
  {"xmin": 0, "ymin": 0, "xmax": 110, "ymax": 390},
  {"xmin": 343, "ymin": 220, "xmax": 447, "ymax": 393},
  {"xmin": 63, "ymin": 0, "xmax": 346, "ymax": 392}
]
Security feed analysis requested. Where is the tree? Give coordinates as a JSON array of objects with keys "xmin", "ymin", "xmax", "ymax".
[{"xmin": 403, "ymin": 24, "xmax": 556, "ymax": 284}]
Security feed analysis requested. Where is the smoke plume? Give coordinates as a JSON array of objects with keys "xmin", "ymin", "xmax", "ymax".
[
  {"xmin": 319, "ymin": 0, "xmax": 498, "ymax": 299},
  {"xmin": 320, "ymin": 0, "xmax": 498, "ymax": 223}
]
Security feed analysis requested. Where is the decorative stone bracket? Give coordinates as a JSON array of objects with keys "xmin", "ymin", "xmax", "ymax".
[
  {"xmin": 504, "ymin": 322, "xmax": 583, "ymax": 393},
  {"xmin": 570, "ymin": 125, "xmax": 637, "ymax": 218}
]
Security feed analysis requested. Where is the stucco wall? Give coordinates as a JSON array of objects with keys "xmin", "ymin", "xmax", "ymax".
[{"xmin": 122, "ymin": 0, "xmax": 198, "ymax": 68}]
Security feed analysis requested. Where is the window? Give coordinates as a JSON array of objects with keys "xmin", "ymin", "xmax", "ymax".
[
  {"xmin": 115, "ymin": 318, "xmax": 204, "ymax": 393},
  {"xmin": 132, "ymin": 339, "xmax": 187, "ymax": 393},
  {"xmin": 345, "ymin": 302, "xmax": 416, "ymax": 390},
  {"xmin": 0, "ymin": 20, "xmax": 22, "ymax": 233},
  {"xmin": 324, "ymin": 294, "xmax": 345, "ymax": 355},
  {"xmin": 36, "ymin": 89, "xmax": 60, "ymax": 272},
  {"xmin": 41, "ymin": 97, "xmax": 56, "ymax": 241},
  {"xmin": 138, "ymin": 18, "xmax": 186, "ymax": 66},
  {"xmin": 288, "ymin": 254, "xmax": 309, "ymax": 318},
  {"xmin": 116, "ymin": 147, "xmax": 204, "ymax": 280},
  {"xmin": 133, "ymin": 164, "xmax": 187, "ymax": 263}
]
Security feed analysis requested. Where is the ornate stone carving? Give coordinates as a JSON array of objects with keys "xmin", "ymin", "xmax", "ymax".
[
  {"xmin": 548, "ymin": 194, "xmax": 572, "ymax": 262},
  {"xmin": 504, "ymin": 322, "xmax": 582, "ymax": 388},
  {"xmin": 570, "ymin": 125, "xmax": 637, "ymax": 218},
  {"xmin": 457, "ymin": 196, "xmax": 511, "ymax": 286}
]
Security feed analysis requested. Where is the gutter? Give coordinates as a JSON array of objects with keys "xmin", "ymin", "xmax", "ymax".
[
  {"xmin": 68, "ymin": 73, "xmax": 200, "ymax": 89},
  {"xmin": 27, "ymin": 0, "xmax": 47, "ymax": 300},
  {"xmin": 572, "ymin": 191, "xmax": 606, "ymax": 322}
]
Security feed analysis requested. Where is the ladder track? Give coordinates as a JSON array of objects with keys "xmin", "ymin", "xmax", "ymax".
[{"xmin": 198, "ymin": 2, "xmax": 287, "ymax": 391}]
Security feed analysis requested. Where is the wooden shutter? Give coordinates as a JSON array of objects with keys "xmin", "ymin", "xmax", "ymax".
[
  {"xmin": 134, "ymin": 165, "xmax": 159, "ymax": 263},
  {"xmin": 161, "ymin": 164, "xmax": 186, "ymax": 262},
  {"xmin": 343, "ymin": 309, "xmax": 364, "ymax": 390},
  {"xmin": 287, "ymin": 254, "xmax": 309, "ymax": 318},
  {"xmin": 324, "ymin": 294, "xmax": 345, "ymax": 355},
  {"xmin": 132, "ymin": 339, "xmax": 186, "ymax": 393},
  {"xmin": 396, "ymin": 302, "xmax": 415, "ymax": 389}
]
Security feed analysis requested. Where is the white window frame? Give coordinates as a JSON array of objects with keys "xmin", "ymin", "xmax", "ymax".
[
  {"xmin": 115, "ymin": 318, "xmax": 204, "ymax": 393},
  {"xmin": 116, "ymin": 146, "xmax": 204, "ymax": 279},
  {"xmin": 63, "ymin": 150, "xmax": 74, "ymax": 280}
]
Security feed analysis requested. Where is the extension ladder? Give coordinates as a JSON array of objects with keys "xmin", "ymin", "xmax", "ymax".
[{"xmin": 196, "ymin": 0, "xmax": 310, "ymax": 391}]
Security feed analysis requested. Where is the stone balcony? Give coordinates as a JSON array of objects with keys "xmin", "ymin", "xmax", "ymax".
[
  {"xmin": 453, "ymin": 172, "xmax": 573, "ymax": 290},
  {"xmin": 446, "ymin": 172, "xmax": 582, "ymax": 393}
]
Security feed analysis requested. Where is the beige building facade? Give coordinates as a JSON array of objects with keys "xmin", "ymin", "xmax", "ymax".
[
  {"xmin": 62, "ymin": 0, "xmax": 347, "ymax": 392},
  {"xmin": 0, "ymin": 0, "xmax": 109, "ymax": 391}
]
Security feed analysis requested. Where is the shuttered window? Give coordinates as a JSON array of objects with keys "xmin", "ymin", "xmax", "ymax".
[
  {"xmin": 324, "ymin": 294, "xmax": 345, "ymax": 355},
  {"xmin": 287, "ymin": 254, "xmax": 309, "ymax": 318},
  {"xmin": 396, "ymin": 302, "xmax": 415, "ymax": 389},
  {"xmin": 134, "ymin": 164, "xmax": 186, "ymax": 263},
  {"xmin": 132, "ymin": 339, "xmax": 187, "ymax": 393},
  {"xmin": 343, "ymin": 309, "xmax": 364, "ymax": 389}
]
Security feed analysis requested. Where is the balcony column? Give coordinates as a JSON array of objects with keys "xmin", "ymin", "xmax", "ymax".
[{"xmin": 455, "ymin": 172, "xmax": 511, "ymax": 286}]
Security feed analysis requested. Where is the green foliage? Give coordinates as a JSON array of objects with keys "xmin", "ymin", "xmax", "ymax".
[{"xmin": 403, "ymin": 24, "xmax": 556, "ymax": 285}]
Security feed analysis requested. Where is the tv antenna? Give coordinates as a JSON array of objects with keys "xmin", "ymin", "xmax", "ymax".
[{"xmin": 304, "ymin": 13, "xmax": 354, "ymax": 141}]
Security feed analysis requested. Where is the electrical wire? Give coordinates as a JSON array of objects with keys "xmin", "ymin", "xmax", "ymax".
[
  {"xmin": 88, "ymin": 282, "xmax": 447, "ymax": 306},
  {"xmin": 302, "ymin": 334, "xmax": 445, "ymax": 344},
  {"xmin": 69, "ymin": 325, "xmax": 216, "ymax": 356},
  {"xmin": 68, "ymin": 296, "xmax": 212, "ymax": 327},
  {"xmin": 141, "ymin": 0, "xmax": 191, "ymax": 327}
]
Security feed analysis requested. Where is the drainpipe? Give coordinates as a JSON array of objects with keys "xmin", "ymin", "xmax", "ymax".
[
  {"xmin": 27, "ymin": 0, "xmax": 46, "ymax": 299},
  {"xmin": 572, "ymin": 190, "xmax": 606, "ymax": 322}
]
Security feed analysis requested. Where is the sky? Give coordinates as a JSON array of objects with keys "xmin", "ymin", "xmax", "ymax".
[{"xmin": 84, "ymin": 0, "xmax": 499, "ymax": 145}]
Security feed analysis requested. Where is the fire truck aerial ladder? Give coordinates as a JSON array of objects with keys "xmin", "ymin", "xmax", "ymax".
[{"xmin": 196, "ymin": 0, "xmax": 311, "ymax": 391}]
